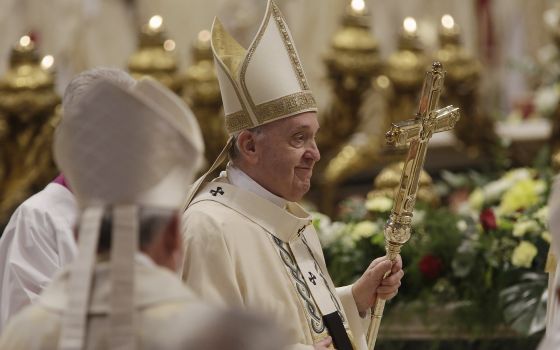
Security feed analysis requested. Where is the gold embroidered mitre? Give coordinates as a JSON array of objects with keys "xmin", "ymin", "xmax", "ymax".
[{"xmin": 211, "ymin": 0, "xmax": 317, "ymax": 135}]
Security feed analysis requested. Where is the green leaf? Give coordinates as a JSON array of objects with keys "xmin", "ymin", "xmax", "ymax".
[{"xmin": 499, "ymin": 272, "xmax": 548, "ymax": 335}]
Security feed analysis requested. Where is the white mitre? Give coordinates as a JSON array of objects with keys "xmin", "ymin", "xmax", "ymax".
[
  {"xmin": 212, "ymin": 0, "xmax": 317, "ymax": 134},
  {"xmin": 184, "ymin": 0, "xmax": 317, "ymax": 207},
  {"xmin": 53, "ymin": 77, "xmax": 204, "ymax": 350}
]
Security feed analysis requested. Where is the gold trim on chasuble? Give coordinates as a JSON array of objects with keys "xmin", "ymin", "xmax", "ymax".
[{"xmin": 269, "ymin": 234, "xmax": 351, "ymax": 343}]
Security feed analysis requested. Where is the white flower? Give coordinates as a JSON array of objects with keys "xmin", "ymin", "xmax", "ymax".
[
  {"xmin": 534, "ymin": 85, "xmax": 560, "ymax": 116},
  {"xmin": 511, "ymin": 241, "xmax": 538, "ymax": 268},
  {"xmin": 365, "ymin": 196, "xmax": 393, "ymax": 213},
  {"xmin": 351, "ymin": 221, "xmax": 379, "ymax": 240},
  {"xmin": 542, "ymin": 231, "xmax": 552, "ymax": 243},
  {"xmin": 321, "ymin": 222, "xmax": 348, "ymax": 247},
  {"xmin": 412, "ymin": 210, "xmax": 425, "ymax": 227},
  {"xmin": 312, "ymin": 212, "xmax": 349, "ymax": 248},
  {"xmin": 512, "ymin": 219, "xmax": 540, "ymax": 237},
  {"xmin": 534, "ymin": 206, "xmax": 549, "ymax": 225},
  {"xmin": 534, "ymin": 180, "xmax": 547, "ymax": 196},
  {"xmin": 457, "ymin": 220, "xmax": 468, "ymax": 232},
  {"xmin": 482, "ymin": 168, "xmax": 533, "ymax": 203}
]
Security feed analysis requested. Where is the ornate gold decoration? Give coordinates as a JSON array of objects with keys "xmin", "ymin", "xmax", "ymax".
[
  {"xmin": 255, "ymin": 92, "xmax": 316, "ymax": 124},
  {"xmin": 318, "ymin": 17, "xmax": 428, "ymax": 214},
  {"xmin": 435, "ymin": 14, "xmax": 499, "ymax": 160},
  {"xmin": 183, "ymin": 30, "xmax": 227, "ymax": 166},
  {"xmin": 367, "ymin": 62, "xmax": 460, "ymax": 349},
  {"xmin": 225, "ymin": 111, "xmax": 251, "ymax": 133},
  {"xmin": 317, "ymin": 0, "xmax": 382, "ymax": 158},
  {"xmin": 367, "ymin": 162, "xmax": 439, "ymax": 206},
  {"xmin": 128, "ymin": 15, "xmax": 181, "ymax": 93},
  {"xmin": 0, "ymin": 35, "xmax": 60, "ymax": 226},
  {"xmin": 271, "ymin": 3, "xmax": 309, "ymax": 90},
  {"xmin": 223, "ymin": 92, "xmax": 316, "ymax": 134},
  {"xmin": 385, "ymin": 17, "xmax": 430, "ymax": 125}
]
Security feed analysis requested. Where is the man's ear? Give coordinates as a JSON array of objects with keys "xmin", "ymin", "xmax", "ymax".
[{"xmin": 236, "ymin": 130, "xmax": 258, "ymax": 164}]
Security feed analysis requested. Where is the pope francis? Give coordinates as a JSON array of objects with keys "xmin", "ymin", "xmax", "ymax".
[{"xmin": 181, "ymin": 1, "xmax": 404, "ymax": 349}]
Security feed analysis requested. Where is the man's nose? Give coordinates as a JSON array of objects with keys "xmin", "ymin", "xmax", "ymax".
[{"xmin": 307, "ymin": 140, "xmax": 320, "ymax": 161}]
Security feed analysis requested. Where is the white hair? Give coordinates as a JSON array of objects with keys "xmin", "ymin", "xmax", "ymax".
[{"xmin": 62, "ymin": 67, "xmax": 136, "ymax": 113}]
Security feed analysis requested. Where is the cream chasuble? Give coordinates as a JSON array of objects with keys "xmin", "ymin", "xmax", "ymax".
[
  {"xmin": 182, "ymin": 171, "xmax": 371, "ymax": 350},
  {"xmin": 0, "ymin": 257, "xmax": 216, "ymax": 350}
]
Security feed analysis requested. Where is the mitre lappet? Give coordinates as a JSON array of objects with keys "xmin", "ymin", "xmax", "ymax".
[
  {"xmin": 184, "ymin": 0, "xmax": 317, "ymax": 207},
  {"xmin": 53, "ymin": 77, "xmax": 204, "ymax": 349}
]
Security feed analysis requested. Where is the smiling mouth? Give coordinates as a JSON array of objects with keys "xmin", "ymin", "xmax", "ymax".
[{"xmin": 295, "ymin": 167, "xmax": 313, "ymax": 177}]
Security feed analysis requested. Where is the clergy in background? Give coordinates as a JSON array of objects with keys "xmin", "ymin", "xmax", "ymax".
[
  {"xmin": 0, "ymin": 68, "xmax": 135, "ymax": 332},
  {"xmin": 0, "ymin": 77, "xmax": 215, "ymax": 349},
  {"xmin": 181, "ymin": 1, "xmax": 404, "ymax": 349}
]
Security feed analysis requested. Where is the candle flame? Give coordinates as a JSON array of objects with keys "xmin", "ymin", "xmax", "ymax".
[
  {"xmin": 163, "ymin": 39, "xmax": 176, "ymax": 51},
  {"xmin": 41, "ymin": 55, "xmax": 54, "ymax": 70},
  {"xmin": 351, "ymin": 0, "xmax": 365, "ymax": 12},
  {"xmin": 19, "ymin": 35, "xmax": 31, "ymax": 47},
  {"xmin": 148, "ymin": 15, "xmax": 163, "ymax": 30},
  {"xmin": 403, "ymin": 17, "xmax": 417, "ymax": 34},
  {"xmin": 197, "ymin": 30, "xmax": 211, "ymax": 42},
  {"xmin": 441, "ymin": 14, "xmax": 455, "ymax": 30}
]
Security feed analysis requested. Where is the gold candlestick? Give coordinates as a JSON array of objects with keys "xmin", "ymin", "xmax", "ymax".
[
  {"xmin": 182, "ymin": 30, "xmax": 226, "ymax": 167},
  {"xmin": 317, "ymin": 0, "xmax": 381, "ymax": 158},
  {"xmin": 435, "ymin": 14, "xmax": 498, "ymax": 160},
  {"xmin": 366, "ymin": 62, "xmax": 460, "ymax": 349},
  {"xmin": 128, "ymin": 15, "xmax": 181, "ymax": 93},
  {"xmin": 0, "ymin": 35, "xmax": 60, "ymax": 225},
  {"xmin": 319, "ymin": 17, "xmax": 428, "ymax": 215}
]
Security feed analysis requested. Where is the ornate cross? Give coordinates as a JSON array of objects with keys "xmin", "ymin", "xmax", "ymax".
[
  {"xmin": 307, "ymin": 271, "xmax": 317, "ymax": 285},
  {"xmin": 367, "ymin": 62, "xmax": 460, "ymax": 349},
  {"xmin": 210, "ymin": 187, "xmax": 224, "ymax": 196}
]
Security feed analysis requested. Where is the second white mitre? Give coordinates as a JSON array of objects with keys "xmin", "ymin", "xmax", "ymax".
[{"xmin": 53, "ymin": 77, "xmax": 205, "ymax": 350}]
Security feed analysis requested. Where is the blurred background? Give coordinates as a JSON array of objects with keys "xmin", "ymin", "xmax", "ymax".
[{"xmin": 2, "ymin": 0, "xmax": 560, "ymax": 348}]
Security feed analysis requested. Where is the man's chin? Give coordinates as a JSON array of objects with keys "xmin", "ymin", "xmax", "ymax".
[{"xmin": 291, "ymin": 183, "xmax": 311, "ymax": 202}]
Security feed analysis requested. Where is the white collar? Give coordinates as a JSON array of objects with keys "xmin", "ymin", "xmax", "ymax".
[{"xmin": 225, "ymin": 163, "xmax": 287, "ymax": 208}]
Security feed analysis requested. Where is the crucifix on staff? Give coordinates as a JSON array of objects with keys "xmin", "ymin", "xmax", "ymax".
[{"xmin": 367, "ymin": 61, "xmax": 461, "ymax": 349}]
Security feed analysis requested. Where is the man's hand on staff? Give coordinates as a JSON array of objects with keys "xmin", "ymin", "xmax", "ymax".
[
  {"xmin": 351, "ymin": 255, "xmax": 404, "ymax": 315},
  {"xmin": 313, "ymin": 336, "xmax": 332, "ymax": 349}
]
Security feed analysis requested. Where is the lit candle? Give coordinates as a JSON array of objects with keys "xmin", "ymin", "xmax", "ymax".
[
  {"xmin": 441, "ymin": 14, "xmax": 455, "ymax": 30},
  {"xmin": 148, "ymin": 15, "xmax": 163, "ymax": 31},
  {"xmin": 19, "ymin": 35, "xmax": 32, "ymax": 48},
  {"xmin": 40, "ymin": 55, "xmax": 54, "ymax": 70},
  {"xmin": 351, "ymin": 0, "xmax": 366, "ymax": 14},
  {"xmin": 198, "ymin": 30, "xmax": 211, "ymax": 42},
  {"xmin": 163, "ymin": 39, "xmax": 176, "ymax": 51},
  {"xmin": 403, "ymin": 17, "xmax": 417, "ymax": 34}
]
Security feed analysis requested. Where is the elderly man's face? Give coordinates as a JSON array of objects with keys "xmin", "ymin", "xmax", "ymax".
[{"xmin": 251, "ymin": 112, "xmax": 320, "ymax": 201}]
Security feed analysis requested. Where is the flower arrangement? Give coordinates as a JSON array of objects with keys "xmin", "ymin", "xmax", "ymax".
[{"xmin": 315, "ymin": 167, "xmax": 553, "ymax": 336}]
